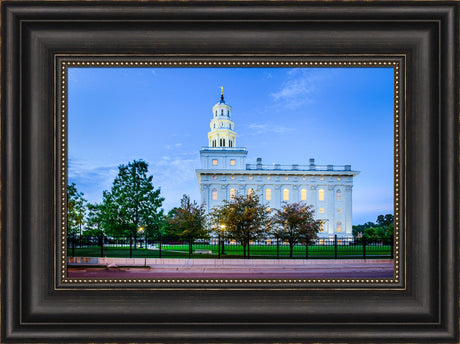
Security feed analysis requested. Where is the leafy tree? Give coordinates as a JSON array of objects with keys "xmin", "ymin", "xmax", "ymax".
[
  {"xmin": 210, "ymin": 193, "xmax": 269, "ymax": 258},
  {"xmin": 377, "ymin": 214, "xmax": 394, "ymax": 227},
  {"xmin": 100, "ymin": 160, "xmax": 164, "ymax": 257},
  {"xmin": 67, "ymin": 183, "xmax": 86, "ymax": 255},
  {"xmin": 271, "ymin": 202, "xmax": 322, "ymax": 258},
  {"xmin": 165, "ymin": 195, "xmax": 209, "ymax": 256}
]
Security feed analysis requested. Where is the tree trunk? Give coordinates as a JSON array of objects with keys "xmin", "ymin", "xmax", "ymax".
[
  {"xmin": 289, "ymin": 242, "xmax": 294, "ymax": 258},
  {"xmin": 242, "ymin": 244, "xmax": 246, "ymax": 258},
  {"xmin": 189, "ymin": 237, "xmax": 192, "ymax": 258}
]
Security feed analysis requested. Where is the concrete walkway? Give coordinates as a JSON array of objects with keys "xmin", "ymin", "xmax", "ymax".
[{"xmin": 67, "ymin": 258, "xmax": 394, "ymax": 279}]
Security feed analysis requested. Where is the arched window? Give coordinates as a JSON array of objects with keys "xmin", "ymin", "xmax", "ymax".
[
  {"xmin": 336, "ymin": 221, "xmax": 342, "ymax": 233},
  {"xmin": 283, "ymin": 188, "xmax": 289, "ymax": 201},
  {"xmin": 223, "ymin": 139, "xmax": 226, "ymax": 147},
  {"xmin": 229, "ymin": 140, "xmax": 233, "ymax": 147},
  {"xmin": 230, "ymin": 188, "xmax": 236, "ymax": 199},
  {"xmin": 248, "ymin": 188, "xmax": 254, "ymax": 198},
  {"xmin": 221, "ymin": 109, "xmax": 224, "ymax": 115},
  {"xmin": 265, "ymin": 188, "xmax": 272, "ymax": 201},
  {"xmin": 318, "ymin": 189, "xmax": 325, "ymax": 201},
  {"xmin": 301, "ymin": 188, "xmax": 307, "ymax": 201},
  {"xmin": 227, "ymin": 110, "xmax": 230, "ymax": 116},
  {"xmin": 215, "ymin": 111, "xmax": 217, "ymax": 117},
  {"xmin": 212, "ymin": 188, "xmax": 218, "ymax": 200},
  {"xmin": 336, "ymin": 189, "xmax": 342, "ymax": 201}
]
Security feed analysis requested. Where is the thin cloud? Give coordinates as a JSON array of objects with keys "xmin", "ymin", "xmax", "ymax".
[
  {"xmin": 247, "ymin": 123, "xmax": 295, "ymax": 135},
  {"xmin": 270, "ymin": 68, "xmax": 333, "ymax": 109}
]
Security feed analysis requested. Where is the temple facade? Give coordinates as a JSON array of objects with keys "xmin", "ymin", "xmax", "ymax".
[{"xmin": 196, "ymin": 90, "xmax": 359, "ymax": 240}]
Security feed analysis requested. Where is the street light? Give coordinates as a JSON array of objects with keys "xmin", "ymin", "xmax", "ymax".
[
  {"xmin": 220, "ymin": 224, "xmax": 226, "ymax": 255},
  {"xmin": 138, "ymin": 226, "xmax": 146, "ymax": 267},
  {"xmin": 138, "ymin": 227, "xmax": 145, "ymax": 250}
]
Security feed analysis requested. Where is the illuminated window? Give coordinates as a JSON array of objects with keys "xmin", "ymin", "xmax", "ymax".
[
  {"xmin": 319, "ymin": 239, "xmax": 325, "ymax": 245},
  {"xmin": 320, "ymin": 177, "xmax": 324, "ymax": 180},
  {"xmin": 336, "ymin": 221, "xmax": 342, "ymax": 232},
  {"xmin": 249, "ymin": 176, "xmax": 253, "ymax": 179},
  {"xmin": 283, "ymin": 188, "xmax": 289, "ymax": 201},
  {"xmin": 248, "ymin": 188, "xmax": 254, "ymax": 197},
  {"xmin": 212, "ymin": 159, "xmax": 218, "ymax": 166},
  {"xmin": 267, "ymin": 176, "xmax": 270, "ymax": 180},
  {"xmin": 266, "ymin": 188, "xmax": 272, "ymax": 200},
  {"xmin": 338, "ymin": 239, "xmax": 343, "ymax": 244},
  {"xmin": 212, "ymin": 188, "xmax": 218, "ymax": 200},
  {"xmin": 336, "ymin": 189, "xmax": 342, "ymax": 201},
  {"xmin": 230, "ymin": 188, "xmax": 236, "ymax": 199},
  {"xmin": 302, "ymin": 176, "xmax": 306, "ymax": 180},
  {"xmin": 301, "ymin": 188, "xmax": 307, "ymax": 201},
  {"xmin": 318, "ymin": 189, "xmax": 325, "ymax": 201},
  {"xmin": 319, "ymin": 208, "xmax": 324, "ymax": 213},
  {"xmin": 337, "ymin": 177, "xmax": 341, "ymax": 181},
  {"xmin": 337, "ymin": 208, "xmax": 342, "ymax": 213},
  {"xmin": 213, "ymin": 176, "xmax": 217, "ymax": 179},
  {"xmin": 285, "ymin": 176, "xmax": 288, "ymax": 180},
  {"xmin": 230, "ymin": 159, "xmax": 236, "ymax": 166},
  {"xmin": 231, "ymin": 176, "xmax": 234, "ymax": 179},
  {"xmin": 319, "ymin": 221, "xmax": 324, "ymax": 232}
]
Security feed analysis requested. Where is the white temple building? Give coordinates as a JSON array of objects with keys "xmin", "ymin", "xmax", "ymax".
[{"xmin": 196, "ymin": 89, "xmax": 359, "ymax": 241}]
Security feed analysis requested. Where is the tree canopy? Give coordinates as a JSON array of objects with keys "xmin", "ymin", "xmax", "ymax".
[
  {"xmin": 67, "ymin": 183, "xmax": 86, "ymax": 236},
  {"xmin": 101, "ymin": 160, "xmax": 164, "ymax": 242},
  {"xmin": 271, "ymin": 202, "xmax": 322, "ymax": 257},
  {"xmin": 210, "ymin": 193, "xmax": 270, "ymax": 257}
]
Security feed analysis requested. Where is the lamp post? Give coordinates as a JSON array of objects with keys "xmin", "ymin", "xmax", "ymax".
[
  {"xmin": 138, "ymin": 227, "xmax": 145, "ymax": 250},
  {"xmin": 138, "ymin": 226, "xmax": 146, "ymax": 267},
  {"xmin": 220, "ymin": 224, "xmax": 226, "ymax": 255}
]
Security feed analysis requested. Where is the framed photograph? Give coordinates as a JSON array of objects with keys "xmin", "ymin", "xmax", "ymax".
[{"xmin": 2, "ymin": 1, "xmax": 458, "ymax": 343}]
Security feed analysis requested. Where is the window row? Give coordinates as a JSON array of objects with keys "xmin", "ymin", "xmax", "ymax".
[
  {"xmin": 211, "ymin": 159, "xmax": 236, "ymax": 166},
  {"xmin": 211, "ymin": 188, "xmax": 342, "ymax": 201}
]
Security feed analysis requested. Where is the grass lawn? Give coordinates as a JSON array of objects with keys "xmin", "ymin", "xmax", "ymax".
[{"xmin": 68, "ymin": 243, "xmax": 392, "ymax": 259}]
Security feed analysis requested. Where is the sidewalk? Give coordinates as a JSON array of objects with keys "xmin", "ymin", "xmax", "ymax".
[{"xmin": 67, "ymin": 258, "xmax": 394, "ymax": 278}]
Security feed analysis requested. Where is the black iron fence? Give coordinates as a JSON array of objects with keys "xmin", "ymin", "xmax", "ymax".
[{"xmin": 67, "ymin": 235, "xmax": 393, "ymax": 259}]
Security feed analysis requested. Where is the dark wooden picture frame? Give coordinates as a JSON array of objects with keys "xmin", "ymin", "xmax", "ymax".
[{"xmin": 1, "ymin": 1, "xmax": 458, "ymax": 343}]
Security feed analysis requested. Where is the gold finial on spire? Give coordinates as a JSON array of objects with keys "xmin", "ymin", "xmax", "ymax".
[{"xmin": 220, "ymin": 86, "xmax": 224, "ymax": 95}]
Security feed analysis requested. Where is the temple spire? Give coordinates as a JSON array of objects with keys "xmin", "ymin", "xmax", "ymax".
[{"xmin": 208, "ymin": 89, "xmax": 236, "ymax": 148}]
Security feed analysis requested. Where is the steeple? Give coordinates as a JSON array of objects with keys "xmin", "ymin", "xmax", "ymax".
[{"xmin": 208, "ymin": 88, "xmax": 237, "ymax": 148}]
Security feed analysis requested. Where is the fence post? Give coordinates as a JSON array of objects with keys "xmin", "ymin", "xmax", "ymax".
[
  {"xmin": 100, "ymin": 235, "xmax": 104, "ymax": 257},
  {"xmin": 159, "ymin": 232, "xmax": 162, "ymax": 259},
  {"xmin": 334, "ymin": 234, "xmax": 338, "ymax": 259},
  {"xmin": 390, "ymin": 235, "xmax": 394, "ymax": 259},
  {"xmin": 218, "ymin": 235, "xmax": 221, "ymax": 259},
  {"xmin": 72, "ymin": 234, "xmax": 75, "ymax": 257},
  {"xmin": 362, "ymin": 235, "xmax": 366, "ymax": 259},
  {"xmin": 129, "ymin": 235, "xmax": 133, "ymax": 258},
  {"xmin": 305, "ymin": 243, "xmax": 309, "ymax": 259},
  {"xmin": 277, "ymin": 239, "xmax": 280, "ymax": 259}
]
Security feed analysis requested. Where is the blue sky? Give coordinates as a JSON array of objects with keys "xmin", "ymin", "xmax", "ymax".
[{"xmin": 68, "ymin": 67, "xmax": 394, "ymax": 225}]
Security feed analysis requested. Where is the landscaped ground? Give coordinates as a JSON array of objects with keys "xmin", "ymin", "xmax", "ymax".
[{"xmin": 68, "ymin": 243, "xmax": 392, "ymax": 259}]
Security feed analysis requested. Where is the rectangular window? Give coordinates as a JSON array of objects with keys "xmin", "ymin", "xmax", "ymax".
[
  {"xmin": 301, "ymin": 188, "xmax": 307, "ymax": 201},
  {"xmin": 230, "ymin": 159, "xmax": 236, "ymax": 166},
  {"xmin": 212, "ymin": 159, "xmax": 218, "ymax": 166},
  {"xmin": 318, "ymin": 189, "xmax": 325, "ymax": 201},
  {"xmin": 265, "ymin": 188, "xmax": 271, "ymax": 200},
  {"xmin": 283, "ymin": 188, "xmax": 289, "ymax": 201}
]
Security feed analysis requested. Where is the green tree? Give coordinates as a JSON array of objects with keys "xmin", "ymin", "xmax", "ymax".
[
  {"xmin": 271, "ymin": 202, "xmax": 322, "ymax": 258},
  {"xmin": 67, "ymin": 183, "xmax": 86, "ymax": 256},
  {"xmin": 376, "ymin": 214, "xmax": 394, "ymax": 227},
  {"xmin": 165, "ymin": 195, "xmax": 209, "ymax": 256},
  {"xmin": 101, "ymin": 160, "xmax": 164, "ymax": 257},
  {"xmin": 211, "ymin": 193, "xmax": 269, "ymax": 258}
]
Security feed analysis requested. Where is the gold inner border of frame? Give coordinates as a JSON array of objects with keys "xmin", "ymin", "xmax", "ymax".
[{"xmin": 58, "ymin": 58, "xmax": 401, "ymax": 287}]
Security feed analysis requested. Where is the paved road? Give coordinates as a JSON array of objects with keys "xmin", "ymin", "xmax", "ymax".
[{"xmin": 68, "ymin": 265, "xmax": 394, "ymax": 279}]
